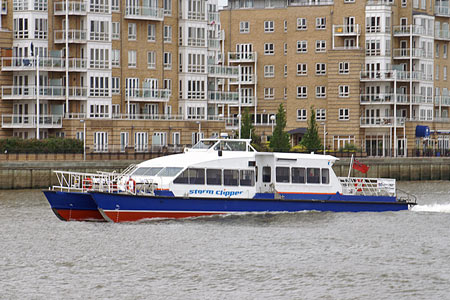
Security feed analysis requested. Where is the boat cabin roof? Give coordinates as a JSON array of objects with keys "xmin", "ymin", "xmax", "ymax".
[{"xmin": 188, "ymin": 139, "xmax": 256, "ymax": 152}]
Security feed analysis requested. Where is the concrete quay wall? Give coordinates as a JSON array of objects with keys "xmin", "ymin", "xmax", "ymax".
[{"xmin": 1, "ymin": 158, "xmax": 449, "ymax": 190}]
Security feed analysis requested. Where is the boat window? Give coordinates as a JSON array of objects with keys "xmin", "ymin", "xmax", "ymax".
[
  {"xmin": 132, "ymin": 167, "xmax": 163, "ymax": 176},
  {"xmin": 188, "ymin": 168, "xmax": 205, "ymax": 184},
  {"xmin": 240, "ymin": 170, "xmax": 255, "ymax": 186},
  {"xmin": 158, "ymin": 167, "xmax": 183, "ymax": 177},
  {"xmin": 291, "ymin": 167, "xmax": 305, "ymax": 184},
  {"xmin": 262, "ymin": 166, "xmax": 271, "ymax": 183},
  {"xmin": 224, "ymin": 170, "xmax": 239, "ymax": 186},
  {"xmin": 276, "ymin": 167, "xmax": 290, "ymax": 183},
  {"xmin": 307, "ymin": 168, "xmax": 320, "ymax": 184},
  {"xmin": 173, "ymin": 169, "xmax": 189, "ymax": 184},
  {"xmin": 207, "ymin": 169, "xmax": 222, "ymax": 185},
  {"xmin": 321, "ymin": 168, "xmax": 329, "ymax": 184},
  {"xmin": 192, "ymin": 140, "xmax": 216, "ymax": 149},
  {"xmin": 214, "ymin": 141, "xmax": 247, "ymax": 151}
]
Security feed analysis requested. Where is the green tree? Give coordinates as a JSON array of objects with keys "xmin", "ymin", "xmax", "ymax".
[
  {"xmin": 240, "ymin": 108, "xmax": 254, "ymax": 140},
  {"xmin": 300, "ymin": 107, "xmax": 322, "ymax": 152},
  {"xmin": 269, "ymin": 104, "xmax": 290, "ymax": 152}
]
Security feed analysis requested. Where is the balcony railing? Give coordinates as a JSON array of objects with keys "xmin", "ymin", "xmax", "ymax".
[
  {"xmin": 187, "ymin": 38, "xmax": 205, "ymax": 47},
  {"xmin": 393, "ymin": 48, "xmax": 432, "ymax": 59},
  {"xmin": 435, "ymin": 30, "xmax": 450, "ymax": 41},
  {"xmin": 208, "ymin": 65, "xmax": 239, "ymax": 78},
  {"xmin": 208, "ymin": 12, "xmax": 219, "ymax": 23},
  {"xmin": 54, "ymin": 1, "xmax": 87, "ymax": 15},
  {"xmin": 89, "ymin": 3, "xmax": 109, "ymax": 13},
  {"xmin": 229, "ymin": 76, "xmax": 255, "ymax": 85},
  {"xmin": 366, "ymin": 0, "xmax": 394, "ymax": 5},
  {"xmin": 360, "ymin": 70, "xmax": 430, "ymax": 82},
  {"xmin": 124, "ymin": 6, "xmax": 164, "ymax": 21},
  {"xmin": 333, "ymin": 25, "xmax": 361, "ymax": 35},
  {"xmin": 435, "ymin": 5, "xmax": 450, "ymax": 17},
  {"xmin": 393, "ymin": 25, "xmax": 432, "ymax": 37},
  {"xmin": 1, "ymin": 57, "xmax": 87, "ymax": 72},
  {"xmin": 125, "ymin": 88, "xmax": 170, "ymax": 102},
  {"xmin": 54, "ymin": 30, "xmax": 87, "ymax": 43},
  {"xmin": 228, "ymin": 52, "xmax": 257, "ymax": 62},
  {"xmin": 208, "ymin": 39, "xmax": 221, "ymax": 50},
  {"xmin": 1, "ymin": 86, "xmax": 87, "ymax": 100},
  {"xmin": 289, "ymin": 0, "xmax": 334, "ymax": 6},
  {"xmin": 1, "ymin": 114, "xmax": 63, "ymax": 128},
  {"xmin": 435, "ymin": 96, "xmax": 450, "ymax": 106},
  {"xmin": 360, "ymin": 117, "xmax": 406, "ymax": 128},
  {"xmin": 89, "ymin": 32, "xmax": 110, "ymax": 42},
  {"xmin": 207, "ymin": 91, "xmax": 239, "ymax": 104},
  {"xmin": 366, "ymin": 26, "xmax": 391, "ymax": 34}
]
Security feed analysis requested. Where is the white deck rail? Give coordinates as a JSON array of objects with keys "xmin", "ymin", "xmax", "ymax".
[{"xmin": 338, "ymin": 177, "xmax": 396, "ymax": 197}]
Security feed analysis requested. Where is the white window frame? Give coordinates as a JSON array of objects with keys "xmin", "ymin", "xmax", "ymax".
[
  {"xmin": 339, "ymin": 108, "xmax": 350, "ymax": 120},
  {"xmin": 297, "ymin": 63, "xmax": 307, "ymax": 76},
  {"xmin": 128, "ymin": 50, "xmax": 137, "ymax": 68},
  {"xmin": 264, "ymin": 65, "xmax": 275, "ymax": 78},
  {"xmin": 264, "ymin": 43, "xmax": 274, "ymax": 55},
  {"xmin": 297, "ymin": 18, "xmax": 307, "ymax": 30},
  {"xmin": 315, "ymin": 63, "xmax": 326, "ymax": 75},
  {"xmin": 339, "ymin": 85, "xmax": 350, "ymax": 97},
  {"xmin": 297, "ymin": 40, "xmax": 307, "ymax": 53},
  {"xmin": 240, "ymin": 21, "xmax": 250, "ymax": 33},
  {"xmin": 128, "ymin": 23, "xmax": 137, "ymax": 40},
  {"xmin": 316, "ymin": 86, "xmax": 326, "ymax": 98},
  {"xmin": 297, "ymin": 86, "xmax": 307, "ymax": 98},
  {"xmin": 339, "ymin": 62, "xmax": 350, "ymax": 74},
  {"xmin": 315, "ymin": 40, "xmax": 326, "ymax": 52},
  {"xmin": 264, "ymin": 87, "xmax": 274, "ymax": 99},
  {"xmin": 316, "ymin": 17, "xmax": 326, "ymax": 30},
  {"xmin": 297, "ymin": 109, "xmax": 307, "ymax": 121},
  {"xmin": 264, "ymin": 20, "xmax": 274, "ymax": 33}
]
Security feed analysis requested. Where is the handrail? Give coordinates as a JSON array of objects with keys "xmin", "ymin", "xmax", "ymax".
[{"xmin": 338, "ymin": 177, "xmax": 396, "ymax": 197}]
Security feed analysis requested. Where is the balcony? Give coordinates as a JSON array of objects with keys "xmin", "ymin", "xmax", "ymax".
[
  {"xmin": 54, "ymin": 30, "xmax": 87, "ymax": 44},
  {"xmin": 228, "ymin": 52, "xmax": 257, "ymax": 63},
  {"xmin": 207, "ymin": 91, "xmax": 239, "ymax": 104},
  {"xmin": 208, "ymin": 65, "xmax": 239, "ymax": 78},
  {"xmin": 333, "ymin": 25, "xmax": 361, "ymax": 36},
  {"xmin": 411, "ymin": 95, "xmax": 433, "ymax": 104},
  {"xmin": 435, "ymin": 5, "xmax": 450, "ymax": 17},
  {"xmin": 208, "ymin": 12, "xmax": 219, "ymax": 24},
  {"xmin": 89, "ymin": 32, "xmax": 110, "ymax": 42},
  {"xmin": 365, "ymin": 26, "xmax": 391, "ymax": 34},
  {"xmin": 229, "ymin": 75, "xmax": 255, "ymax": 85},
  {"xmin": 125, "ymin": 88, "xmax": 170, "ymax": 102},
  {"xmin": 393, "ymin": 48, "xmax": 432, "ymax": 59},
  {"xmin": 54, "ymin": 1, "xmax": 87, "ymax": 15},
  {"xmin": 1, "ymin": 114, "xmax": 63, "ymax": 129},
  {"xmin": 435, "ymin": 96, "xmax": 450, "ymax": 107},
  {"xmin": 360, "ymin": 70, "xmax": 430, "ymax": 82},
  {"xmin": 367, "ymin": 0, "xmax": 394, "ymax": 5},
  {"xmin": 435, "ymin": 30, "xmax": 450, "ymax": 41},
  {"xmin": 1, "ymin": 86, "xmax": 87, "ymax": 100},
  {"xmin": 89, "ymin": 3, "xmax": 109, "ymax": 13},
  {"xmin": 124, "ymin": 6, "xmax": 164, "ymax": 21},
  {"xmin": 360, "ymin": 70, "xmax": 395, "ymax": 81},
  {"xmin": 1, "ymin": 57, "xmax": 87, "ymax": 72},
  {"xmin": 208, "ymin": 39, "xmax": 221, "ymax": 50},
  {"xmin": 360, "ymin": 117, "xmax": 405, "ymax": 128}
]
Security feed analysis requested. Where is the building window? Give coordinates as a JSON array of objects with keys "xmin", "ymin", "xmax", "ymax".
[
  {"xmin": 147, "ymin": 51, "xmax": 156, "ymax": 69},
  {"xmin": 90, "ymin": 48, "xmax": 110, "ymax": 69},
  {"xmin": 264, "ymin": 21, "xmax": 274, "ymax": 32},
  {"xmin": 284, "ymin": 20, "xmax": 288, "ymax": 32},
  {"xmin": 316, "ymin": 86, "xmax": 326, "ymax": 98},
  {"xmin": 111, "ymin": 0, "xmax": 120, "ymax": 11},
  {"xmin": 297, "ymin": 18, "xmax": 307, "ymax": 30},
  {"xmin": 164, "ymin": 52, "xmax": 172, "ymax": 70},
  {"xmin": 316, "ymin": 17, "xmax": 326, "ymax": 30},
  {"xmin": 339, "ymin": 62, "xmax": 349, "ymax": 74},
  {"xmin": 284, "ymin": 43, "xmax": 287, "ymax": 55},
  {"xmin": 148, "ymin": 24, "xmax": 156, "ymax": 41},
  {"xmin": 297, "ymin": 109, "xmax": 307, "ymax": 121},
  {"xmin": 34, "ymin": 18, "xmax": 48, "ymax": 39},
  {"xmin": 315, "ymin": 63, "xmax": 326, "ymax": 75},
  {"xmin": 315, "ymin": 40, "xmax": 326, "ymax": 52},
  {"xmin": 339, "ymin": 108, "xmax": 350, "ymax": 120},
  {"xmin": 297, "ymin": 40, "xmax": 307, "ymax": 53},
  {"xmin": 444, "ymin": 66, "xmax": 448, "ymax": 81},
  {"xmin": 264, "ymin": 43, "xmax": 274, "ymax": 55},
  {"xmin": 13, "ymin": 18, "xmax": 29, "ymax": 39},
  {"xmin": 164, "ymin": 0, "xmax": 172, "ymax": 15},
  {"xmin": 89, "ymin": 76, "xmax": 110, "ymax": 97},
  {"xmin": 401, "ymin": 0, "xmax": 407, "ymax": 7},
  {"xmin": 284, "ymin": 88, "xmax": 287, "ymax": 99},
  {"xmin": 339, "ymin": 85, "xmax": 349, "ymax": 97},
  {"xmin": 164, "ymin": 79, "xmax": 172, "ymax": 95},
  {"xmin": 112, "ymin": 77, "xmax": 120, "ymax": 94},
  {"xmin": 239, "ymin": 0, "xmax": 254, "ymax": 8},
  {"xmin": 297, "ymin": 63, "xmax": 307, "ymax": 76},
  {"xmin": 240, "ymin": 21, "xmax": 249, "ymax": 33},
  {"xmin": 316, "ymin": 109, "xmax": 326, "ymax": 121},
  {"xmin": 112, "ymin": 22, "xmax": 120, "ymax": 40},
  {"xmin": 164, "ymin": 25, "xmax": 172, "ymax": 43},
  {"xmin": 264, "ymin": 87, "xmax": 274, "ymax": 99},
  {"xmin": 128, "ymin": 50, "xmax": 137, "ymax": 68},
  {"xmin": 128, "ymin": 23, "xmax": 136, "ymax": 40},
  {"xmin": 444, "ymin": 44, "xmax": 448, "ymax": 58},
  {"xmin": 297, "ymin": 86, "xmax": 307, "ymax": 98},
  {"xmin": 284, "ymin": 65, "xmax": 287, "ymax": 77},
  {"xmin": 264, "ymin": 65, "xmax": 275, "ymax": 78},
  {"xmin": 112, "ymin": 49, "xmax": 120, "ymax": 67}
]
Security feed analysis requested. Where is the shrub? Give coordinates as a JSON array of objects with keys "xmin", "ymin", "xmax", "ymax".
[{"xmin": 0, "ymin": 138, "xmax": 83, "ymax": 154}]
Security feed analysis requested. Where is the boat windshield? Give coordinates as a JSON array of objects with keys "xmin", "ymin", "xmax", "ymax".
[
  {"xmin": 192, "ymin": 140, "xmax": 217, "ymax": 149},
  {"xmin": 157, "ymin": 167, "xmax": 183, "ymax": 177},
  {"xmin": 214, "ymin": 140, "xmax": 247, "ymax": 151},
  {"xmin": 132, "ymin": 167, "xmax": 163, "ymax": 176}
]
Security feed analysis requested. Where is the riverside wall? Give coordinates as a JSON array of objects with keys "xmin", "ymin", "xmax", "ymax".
[{"xmin": 1, "ymin": 158, "xmax": 450, "ymax": 189}]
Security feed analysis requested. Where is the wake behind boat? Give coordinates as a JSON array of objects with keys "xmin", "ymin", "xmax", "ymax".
[{"xmin": 44, "ymin": 138, "xmax": 417, "ymax": 222}]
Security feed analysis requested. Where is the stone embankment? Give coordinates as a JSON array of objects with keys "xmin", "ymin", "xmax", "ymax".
[{"xmin": 0, "ymin": 158, "xmax": 449, "ymax": 189}]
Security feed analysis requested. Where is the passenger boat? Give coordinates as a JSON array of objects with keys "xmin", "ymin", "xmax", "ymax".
[{"xmin": 44, "ymin": 138, "xmax": 416, "ymax": 222}]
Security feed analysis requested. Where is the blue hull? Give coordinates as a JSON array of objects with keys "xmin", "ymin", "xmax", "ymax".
[
  {"xmin": 43, "ymin": 190, "xmax": 105, "ymax": 221},
  {"xmin": 90, "ymin": 192, "xmax": 413, "ymax": 223}
]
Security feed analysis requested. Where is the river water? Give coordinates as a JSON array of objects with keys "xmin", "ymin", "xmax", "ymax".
[{"xmin": 1, "ymin": 181, "xmax": 450, "ymax": 300}]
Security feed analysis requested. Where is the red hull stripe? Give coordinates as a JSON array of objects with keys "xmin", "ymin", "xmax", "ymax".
[
  {"xmin": 55, "ymin": 209, "xmax": 105, "ymax": 222},
  {"xmin": 102, "ymin": 210, "xmax": 226, "ymax": 222}
]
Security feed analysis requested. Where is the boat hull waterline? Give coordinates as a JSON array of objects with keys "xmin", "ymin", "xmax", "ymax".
[
  {"xmin": 90, "ymin": 192, "xmax": 413, "ymax": 223},
  {"xmin": 43, "ymin": 190, "xmax": 105, "ymax": 222}
]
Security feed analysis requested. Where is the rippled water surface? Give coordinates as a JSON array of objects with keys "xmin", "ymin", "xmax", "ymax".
[{"xmin": 1, "ymin": 181, "xmax": 450, "ymax": 299}]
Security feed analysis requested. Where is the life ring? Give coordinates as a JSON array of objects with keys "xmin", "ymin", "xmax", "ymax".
[
  {"xmin": 354, "ymin": 179, "xmax": 364, "ymax": 192},
  {"xmin": 83, "ymin": 177, "xmax": 93, "ymax": 190},
  {"xmin": 127, "ymin": 178, "xmax": 136, "ymax": 193}
]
